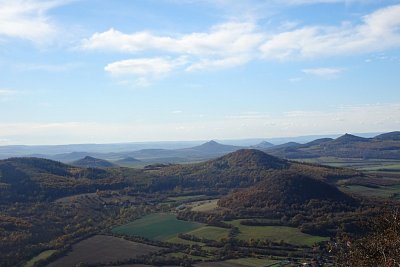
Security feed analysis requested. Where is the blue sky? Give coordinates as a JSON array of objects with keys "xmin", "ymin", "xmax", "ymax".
[{"xmin": 0, "ymin": 0, "xmax": 400, "ymax": 145}]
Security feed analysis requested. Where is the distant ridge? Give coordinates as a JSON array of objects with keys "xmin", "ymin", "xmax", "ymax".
[
  {"xmin": 374, "ymin": 131, "xmax": 400, "ymax": 141},
  {"xmin": 1, "ymin": 131, "xmax": 398, "ymax": 163},
  {"xmin": 72, "ymin": 156, "xmax": 116, "ymax": 168},
  {"xmin": 272, "ymin": 142, "xmax": 302, "ymax": 149},
  {"xmin": 304, "ymin": 138, "xmax": 333, "ymax": 146},
  {"xmin": 265, "ymin": 131, "xmax": 400, "ymax": 159},
  {"xmin": 115, "ymin": 157, "xmax": 141, "ymax": 165}
]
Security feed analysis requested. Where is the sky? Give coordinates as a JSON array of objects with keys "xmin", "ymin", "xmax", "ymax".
[{"xmin": 0, "ymin": 0, "xmax": 400, "ymax": 145}]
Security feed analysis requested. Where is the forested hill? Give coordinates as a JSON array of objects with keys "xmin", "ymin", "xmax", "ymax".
[
  {"xmin": 219, "ymin": 173, "xmax": 355, "ymax": 210},
  {"xmin": 0, "ymin": 157, "xmax": 126, "ymax": 202},
  {"xmin": 152, "ymin": 149, "xmax": 362, "ymax": 190}
]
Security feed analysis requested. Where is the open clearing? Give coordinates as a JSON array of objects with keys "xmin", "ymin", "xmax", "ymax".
[
  {"xmin": 227, "ymin": 220, "xmax": 328, "ymax": 246},
  {"xmin": 186, "ymin": 226, "xmax": 230, "ymax": 241},
  {"xmin": 25, "ymin": 250, "xmax": 57, "ymax": 267},
  {"xmin": 190, "ymin": 199, "xmax": 219, "ymax": 212},
  {"xmin": 112, "ymin": 213, "xmax": 202, "ymax": 241},
  {"xmin": 46, "ymin": 235, "xmax": 161, "ymax": 267}
]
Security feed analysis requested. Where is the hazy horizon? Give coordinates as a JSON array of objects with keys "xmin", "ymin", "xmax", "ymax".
[
  {"xmin": 1, "ymin": 0, "xmax": 399, "ymax": 145},
  {"xmin": 0, "ymin": 131, "xmax": 384, "ymax": 147}
]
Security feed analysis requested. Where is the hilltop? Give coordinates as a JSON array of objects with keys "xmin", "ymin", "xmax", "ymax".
[{"xmin": 72, "ymin": 156, "xmax": 117, "ymax": 168}]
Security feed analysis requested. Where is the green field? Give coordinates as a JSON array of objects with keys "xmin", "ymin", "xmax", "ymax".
[
  {"xmin": 25, "ymin": 250, "xmax": 57, "ymax": 267},
  {"xmin": 112, "ymin": 213, "xmax": 202, "ymax": 241},
  {"xmin": 227, "ymin": 220, "xmax": 329, "ymax": 246},
  {"xmin": 341, "ymin": 184, "xmax": 400, "ymax": 198},
  {"xmin": 299, "ymin": 157, "xmax": 400, "ymax": 172},
  {"xmin": 191, "ymin": 199, "xmax": 219, "ymax": 212},
  {"xmin": 187, "ymin": 226, "xmax": 230, "ymax": 240}
]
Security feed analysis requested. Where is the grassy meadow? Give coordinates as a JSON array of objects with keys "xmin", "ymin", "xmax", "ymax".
[{"xmin": 112, "ymin": 213, "xmax": 202, "ymax": 241}]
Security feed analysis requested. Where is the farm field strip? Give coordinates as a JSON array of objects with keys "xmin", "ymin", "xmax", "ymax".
[
  {"xmin": 46, "ymin": 235, "xmax": 161, "ymax": 267},
  {"xmin": 226, "ymin": 220, "xmax": 329, "ymax": 246},
  {"xmin": 24, "ymin": 250, "xmax": 57, "ymax": 267},
  {"xmin": 341, "ymin": 184, "xmax": 400, "ymax": 198}
]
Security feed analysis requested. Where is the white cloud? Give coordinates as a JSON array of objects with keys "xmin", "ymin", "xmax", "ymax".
[
  {"xmin": 0, "ymin": 0, "xmax": 70, "ymax": 43},
  {"xmin": 186, "ymin": 55, "xmax": 250, "ymax": 71},
  {"xmin": 302, "ymin": 67, "xmax": 344, "ymax": 77},
  {"xmin": 83, "ymin": 22, "xmax": 264, "ymax": 81},
  {"xmin": 260, "ymin": 4, "xmax": 400, "ymax": 59},
  {"xmin": 105, "ymin": 56, "xmax": 188, "ymax": 85},
  {"xmin": 81, "ymin": 4, "xmax": 400, "ymax": 81},
  {"xmin": 82, "ymin": 22, "xmax": 263, "ymax": 57}
]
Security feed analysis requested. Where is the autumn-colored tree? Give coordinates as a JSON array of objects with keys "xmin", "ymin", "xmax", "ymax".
[{"xmin": 331, "ymin": 208, "xmax": 400, "ymax": 267}]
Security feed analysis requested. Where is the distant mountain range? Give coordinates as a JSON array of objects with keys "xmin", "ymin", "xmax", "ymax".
[
  {"xmin": 0, "ymin": 131, "xmax": 399, "ymax": 163},
  {"xmin": 264, "ymin": 131, "xmax": 400, "ymax": 160}
]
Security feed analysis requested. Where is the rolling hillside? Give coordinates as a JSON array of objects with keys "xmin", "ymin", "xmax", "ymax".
[{"xmin": 0, "ymin": 157, "xmax": 125, "ymax": 202}]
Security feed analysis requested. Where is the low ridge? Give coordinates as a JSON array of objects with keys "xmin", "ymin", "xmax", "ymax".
[{"xmin": 374, "ymin": 131, "xmax": 400, "ymax": 141}]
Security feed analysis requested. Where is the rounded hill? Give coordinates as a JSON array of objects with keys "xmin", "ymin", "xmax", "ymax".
[{"xmin": 219, "ymin": 173, "xmax": 355, "ymax": 210}]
